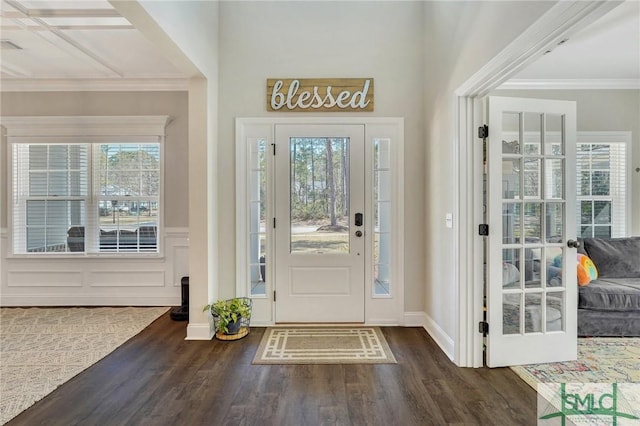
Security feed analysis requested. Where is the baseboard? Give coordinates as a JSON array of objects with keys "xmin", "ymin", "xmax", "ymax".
[
  {"xmin": 186, "ymin": 322, "xmax": 214, "ymax": 340},
  {"xmin": 405, "ymin": 311, "xmax": 455, "ymax": 362},
  {"xmin": 0, "ymin": 296, "xmax": 180, "ymax": 307}
]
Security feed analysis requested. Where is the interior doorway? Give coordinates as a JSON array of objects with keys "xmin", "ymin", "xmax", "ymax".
[{"xmin": 453, "ymin": 1, "xmax": 620, "ymax": 367}]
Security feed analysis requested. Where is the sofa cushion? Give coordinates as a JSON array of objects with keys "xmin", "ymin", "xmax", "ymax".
[
  {"xmin": 578, "ymin": 278, "xmax": 640, "ymax": 311},
  {"xmin": 582, "ymin": 237, "xmax": 640, "ymax": 278}
]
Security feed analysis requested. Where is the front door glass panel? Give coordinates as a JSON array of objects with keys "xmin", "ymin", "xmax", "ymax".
[{"xmin": 289, "ymin": 137, "xmax": 350, "ymax": 254}]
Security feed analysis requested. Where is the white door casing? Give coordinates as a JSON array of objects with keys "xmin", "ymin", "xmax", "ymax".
[
  {"xmin": 487, "ymin": 96, "xmax": 577, "ymax": 367},
  {"xmin": 274, "ymin": 124, "xmax": 365, "ymax": 323},
  {"xmin": 235, "ymin": 118, "xmax": 404, "ymax": 327}
]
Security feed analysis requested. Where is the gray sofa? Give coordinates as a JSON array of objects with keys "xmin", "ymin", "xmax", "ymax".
[{"xmin": 578, "ymin": 237, "xmax": 640, "ymax": 337}]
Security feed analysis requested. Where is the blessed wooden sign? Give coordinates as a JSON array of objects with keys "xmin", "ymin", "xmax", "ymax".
[{"xmin": 267, "ymin": 78, "xmax": 374, "ymax": 112}]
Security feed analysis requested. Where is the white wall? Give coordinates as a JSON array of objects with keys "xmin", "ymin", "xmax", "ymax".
[
  {"xmin": 495, "ymin": 89, "xmax": 640, "ymax": 235},
  {"xmin": 217, "ymin": 1, "xmax": 426, "ymax": 308},
  {"xmin": 421, "ymin": 1, "xmax": 556, "ymax": 353}
]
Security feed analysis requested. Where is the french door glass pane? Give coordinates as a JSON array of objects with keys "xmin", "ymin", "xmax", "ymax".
[
  {"xmin": 546, "ymin": 203, "xmax": 563, "ymax": 242},
  {"xmin": 503, "ymin": 248, "xmax": 521, "ymax": 289},
  {"xmin": 524, "ymin": 158, "xmax": 541, "ymax": 198},
  {"xmin": 290, "ymin": 137, "xmax": 350, "ymax": 254},
  {"xmin": 503, "ymin": 293, "xmax": 521, "ymax": 335},
  {"xmin": 502, "ymin": 159, "xmax": 521, "ymax": 199},
  {"xmin": 523, "ymin": 112, "xmax": 542, "ymax": 154},
  {"xmin": 547, "ymin": 291, "xmax": 564, "ymax": 332},
  {"xmin": 502, "ymin": 112, "xmax": 521, "ymax": 154},
  {"xmin": 525, "ymin": 293, "xmax": 542, "ymax": 333},
  {"xmin": 502, "ymin": 203, "xmax": 521, "ymax": 244},
  {"xmin": 546, "ymin": 246, "xmax": 563, "ymax": 286},
  {"xmin": 544, "ymin": 159, "xmax": 564, "ymax": 199},
  {"xmin": 545, "ymin": 113, "xmax": 564, "ymax": 155},
  {"xmin": 524, "ymin": 202, "xmax": 542, "ymax": 240}
]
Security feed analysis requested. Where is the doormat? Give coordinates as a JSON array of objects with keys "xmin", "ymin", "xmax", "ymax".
[
  {"xmin": 510, "ymin": 337, "xmax": 640, "ymax": 389},
  {"xmin": 252, "ymin": 327, "xmax": 397, "ymax": 364}
]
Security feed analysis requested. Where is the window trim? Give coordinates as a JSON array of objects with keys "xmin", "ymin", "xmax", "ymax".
[
  {"xmin": 576, "ymin": 131, "xmax": 632, "ymax": 238},
  {"xmin": 2, "ymin": 115, "xmax": 170, "ymax": 258}
]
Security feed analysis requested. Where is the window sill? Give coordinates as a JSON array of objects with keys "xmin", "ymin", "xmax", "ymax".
[{"xmin": 6, "ymin": 253, "xmax": 165, "ymax": 261}]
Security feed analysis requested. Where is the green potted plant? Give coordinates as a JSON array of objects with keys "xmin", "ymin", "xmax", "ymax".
[{"xmin": 203, "ymin": 297, "xmax": 252, "ymax": 339}]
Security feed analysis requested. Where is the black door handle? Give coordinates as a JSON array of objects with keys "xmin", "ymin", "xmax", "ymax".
[
  {"xmin": 355, "ymin": 213, "xmax": 363, "ymax": 227},
  {"xmin": 567, "ymin": 240, "xmax": 581, "ymax": 248}
]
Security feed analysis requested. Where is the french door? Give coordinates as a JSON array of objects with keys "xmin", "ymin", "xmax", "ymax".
[
  {"xmin": 486, "ymin": 96, "xmax": 578, "ymax": 367},
  {"xmin": 274, "ymin": 125, "xmax": 365, "ymax": 323}
]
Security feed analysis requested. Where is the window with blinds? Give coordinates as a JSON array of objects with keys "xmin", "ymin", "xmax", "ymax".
[
  {"xmin": 576, "ymin": 133, "xmax": 630, "ymax": 239},
  {"xmin": 12, "ymin": 143, "xmax": 160, "ymax": 254}
]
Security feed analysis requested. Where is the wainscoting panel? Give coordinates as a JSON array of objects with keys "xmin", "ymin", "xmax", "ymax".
[
  {"xmin": 7, "ymin": 271, "xmax": 83, "ymax": 287},
  {"xmin": 0, "ymin": 227, "xmax": 188, "ymax": 306},
  {"xmin": 88, "ymin": 271, "xmax": 165, "ymax": 287}
]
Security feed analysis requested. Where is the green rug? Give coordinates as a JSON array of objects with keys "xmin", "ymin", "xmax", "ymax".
[
  {"xmin": 511, "ymin": 337, "xmax": 640, "ymax": 389},
  {"xmin": 252, "ymin": 327, "xmax": 397, "ymax": 364}
]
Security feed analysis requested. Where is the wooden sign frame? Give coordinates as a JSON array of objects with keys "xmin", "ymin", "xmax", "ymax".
[{"xmin": 267, "ymin": 78, "xmax": 374, "ymax": 112}]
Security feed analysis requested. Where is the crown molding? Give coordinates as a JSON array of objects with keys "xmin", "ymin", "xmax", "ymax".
[
  {"xmin": 0, "ymin": 78, "xmax": 189, "ymax": 92},
  {"xmin": 497, "ymin": 79, "xmax": 640, "ymax": 91}
]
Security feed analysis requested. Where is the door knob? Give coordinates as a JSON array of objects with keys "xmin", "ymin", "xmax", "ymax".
[
  {"xmin": 355, "ymin": 230, "xmax": 363, "ymax": 237},
  {"xmin": 567, "ymin": 240, "xmax": 581, "ymax": 248}
]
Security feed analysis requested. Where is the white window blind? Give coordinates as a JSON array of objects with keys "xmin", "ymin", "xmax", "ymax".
[
  {"xmin": 12, "ymin": 144, "xmax": 88, "ymax": 253},
  {"xmin": 576, "ymin": 132, "xmax": 630, "ymax": 238}
]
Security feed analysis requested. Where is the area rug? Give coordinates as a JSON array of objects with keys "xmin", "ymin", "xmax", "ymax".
[
  {"xmin": 252, "ymin": 327, "xmax": 397, "ymax": 364},
  {"xmin": 0, "ymin": 306, "xmax": 169, "ymax": 425},
  {"xmin": 510, "ymin": 337, "xmax": 640, "ymax": 389}
]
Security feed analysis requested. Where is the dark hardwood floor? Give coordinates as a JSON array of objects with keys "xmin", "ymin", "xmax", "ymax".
[{"xmin": 8, "ymin": 313, "xmax": 537, "ymax": 425}]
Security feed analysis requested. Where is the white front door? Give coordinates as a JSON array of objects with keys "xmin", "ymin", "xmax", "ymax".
[
  {"xmin": 487, "ymin": 96, "xmax": 578, "ymax": 367},
  {"xmin": 274, "ymin": 124, "xmax": 365, "ymax": 323}
]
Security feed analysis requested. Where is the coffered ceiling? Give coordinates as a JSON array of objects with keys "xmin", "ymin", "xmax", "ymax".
[{"xmin": 0, "ymin": 0, "xmax": 186, "ymax": 90}]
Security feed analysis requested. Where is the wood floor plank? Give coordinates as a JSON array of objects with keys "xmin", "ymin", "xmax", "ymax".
[{"xmin": 6, "ymin": 313, "xmax": 538, "ymax": 426}]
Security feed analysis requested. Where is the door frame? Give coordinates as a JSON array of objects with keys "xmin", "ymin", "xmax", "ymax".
[
  {"xmin": 453, "ymin": 1, "xmax": 621, "ymax": 367},
  {"xmin": 235, "ymin": 117, "xmax": 404, "ymax": 326}
]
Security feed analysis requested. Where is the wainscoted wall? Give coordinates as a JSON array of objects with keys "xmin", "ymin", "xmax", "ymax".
[{"xmin": 0, "ymin": 227, "xmax": 187, "ymax": 306}]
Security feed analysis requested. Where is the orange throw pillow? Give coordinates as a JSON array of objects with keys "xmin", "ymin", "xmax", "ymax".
[{"xmin": 577, "ymin": 253, "xmax": 598, "ymax": 286}]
